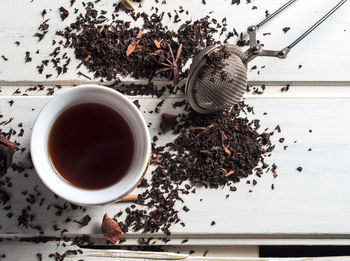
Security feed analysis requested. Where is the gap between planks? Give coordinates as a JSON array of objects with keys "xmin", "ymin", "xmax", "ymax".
[
  {"xmin": 6, "ymin": 233, "xmax": 350, "ymax": 246},
  {"xmin": 1, "ymin": 80, "xmax": 350, "ymax": 87},
  {"xmin": 2, "ymin": 86, "xmax": 350, "ymax": 98}
]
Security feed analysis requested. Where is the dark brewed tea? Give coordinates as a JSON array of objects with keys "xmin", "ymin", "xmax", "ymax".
[{"xmin": 48, "ymin": 103, "xmax": 134, "ymax": 190}]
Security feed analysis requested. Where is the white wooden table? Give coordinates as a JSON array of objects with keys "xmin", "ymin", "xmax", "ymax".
[{"xmin": 1, "ymin": 0, "xmax": 350, "ymax": 259}]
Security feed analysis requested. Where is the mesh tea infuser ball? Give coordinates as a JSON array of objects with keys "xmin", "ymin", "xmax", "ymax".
[
  {"xmin": 185, "ymin": 0, "xmax": 347, "ymax": 114},
  {"xmin": 186, "ymin": 45, "xmax": 248, "ymax": 114}
]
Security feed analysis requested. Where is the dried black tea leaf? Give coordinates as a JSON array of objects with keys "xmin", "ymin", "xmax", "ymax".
[
  {"xmin": 0, "ymin": 189, "xmax": 10, "ymax": 205},
  {"xmin": 59, "ymin": 7, "xmax": 69, "ymax": 21},
  {"xmin": 74, "ymin": 215, "xmax": 91, "ymax": 227},
  {"xmin": 160, "ymin": 113, "xmax": 177, "ymax": 133}
]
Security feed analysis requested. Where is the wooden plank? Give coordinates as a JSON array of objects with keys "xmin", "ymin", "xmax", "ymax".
[
  {"xmin": 0, "ymin": 241, "xmax": 258, "ymax": 260},
  {"xmin": 0, "ymin": 0, "xmax": 349, "ymax": 83},
  {"xmin": 1, "ymin": 89, "xmax": 350, "ymax": 245},
  {"xmin": 2, "ymin": 242, "xmax": 350, "ymax": 260},
  {"xmin": 2, "ymin": 84, "xmax": 350, "ymax": 97}
]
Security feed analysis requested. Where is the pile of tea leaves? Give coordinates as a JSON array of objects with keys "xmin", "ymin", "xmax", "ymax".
[
  {"xmin": 116, "ymin": 102, "xmax": 277, "ymax": 243},
  {"xmin": 37, "ymin": 2, "xmax": 237, "ymax": 83},
  {"xmin": 23, "ymin": 0, "xmax": 279, "ymax": 246}
]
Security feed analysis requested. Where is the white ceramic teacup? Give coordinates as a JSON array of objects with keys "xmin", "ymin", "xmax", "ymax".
[{"xmin": 30, "ymin": 85, "xmax": 151, "ymax": 206}]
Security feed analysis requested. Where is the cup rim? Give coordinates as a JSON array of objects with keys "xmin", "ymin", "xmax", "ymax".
[{"xmin": 30, "ymin": 84, "xmax": 151, "ymax": 205}]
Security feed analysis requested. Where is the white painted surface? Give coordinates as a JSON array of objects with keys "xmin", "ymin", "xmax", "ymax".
[
  {"xmin": 1, "ymin": 0, "xmax": 350, "ymax": 258},
  {"xmin": 6, "ymin": 242, "xmax": 350, "ymax": 261},
  {"xmin": 0, "ymin": 0, "xmax": 349, "ymax": 82},
  {"xmin": 0, "ymin": 241, "xmax": 258, "ymax": 260},
  {"xmin": 2, "ymin": 242, "xmax": 350, "ymax": 260},
  {"xmin": 1, "ymin": 89, "xmax": 350, "ymax": 245}
]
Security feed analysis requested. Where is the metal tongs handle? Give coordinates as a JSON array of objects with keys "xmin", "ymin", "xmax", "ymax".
[{"xmin": 245, "ymin": 0, "xmax": 347, "ymax": 62}]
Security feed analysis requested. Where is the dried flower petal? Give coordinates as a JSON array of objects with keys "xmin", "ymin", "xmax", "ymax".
[
  {"xmin": 0, "ymin": 134, "xmax": 16, "ymax": 177},
  {"xmin": 99, "ymin": 25, "xmax": 105, "ymax": 34},
  {"xmin": 220, "ymin": 131, "xmax": 231, "ymax": 155},
  {"xmin": 102, "ymin": 214, "xmax": 122, "ymax": 244},
  {"xmin": 154, "ymin": 40, "xmax": 161, "ymax": 49},
  {"xmin": 225, "ymin": 170, "xmax": 235, "ymax": 177},
  {"xmin": 126, "ymin": 28, "xmax": 144, "ymax": 56},
  {"xmin": 84, "ymin": 55, "xmax": 91, "ymax": 62}
]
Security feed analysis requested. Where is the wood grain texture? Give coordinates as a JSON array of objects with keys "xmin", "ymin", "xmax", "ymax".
[
  {"xmin": 1, "ymin": 90, "xmax": 350, "ymax": 245},
  {"xmin": 0, "ymin": 0, "xmax": 349, "ymax": 83},
  {"xmin": 1, "ymin": 0, "xmax": 350, "ymax": 253},
  {"xmin": 2, "ymin": 242, "xmax": 350, "ymax": 260},
  {"xmin": 0, "ymin": 241, "xmax": 258, "ymax": 259}
]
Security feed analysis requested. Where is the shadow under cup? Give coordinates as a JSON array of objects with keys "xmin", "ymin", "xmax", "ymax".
[{"xmin": 30, "ymin": 85, "xmax": 151, "ymax": 206}]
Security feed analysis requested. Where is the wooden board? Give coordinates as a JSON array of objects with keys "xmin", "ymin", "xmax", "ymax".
[
  {"xmin": 0, "ymin": 0, "xmax": 349, "ymax": 83},
  {"xmin": 2, "ymin": 241, "xmax": 350, "ymax": 260},
  {"xmin": 1, "ymin": 0, "xmax": 350, "ymax": 257},
  {"xmin": 1, "ymin": 86, "xmax": 350, "ymax": 246},
  {"xmin": 0, "ymin": 241, "xmax": 258, "ymax": 260}
]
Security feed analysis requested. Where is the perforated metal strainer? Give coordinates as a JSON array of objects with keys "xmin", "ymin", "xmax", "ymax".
[{"xmin": 185, "ymin": 0, "xmax": 347, "ymax": 114}]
